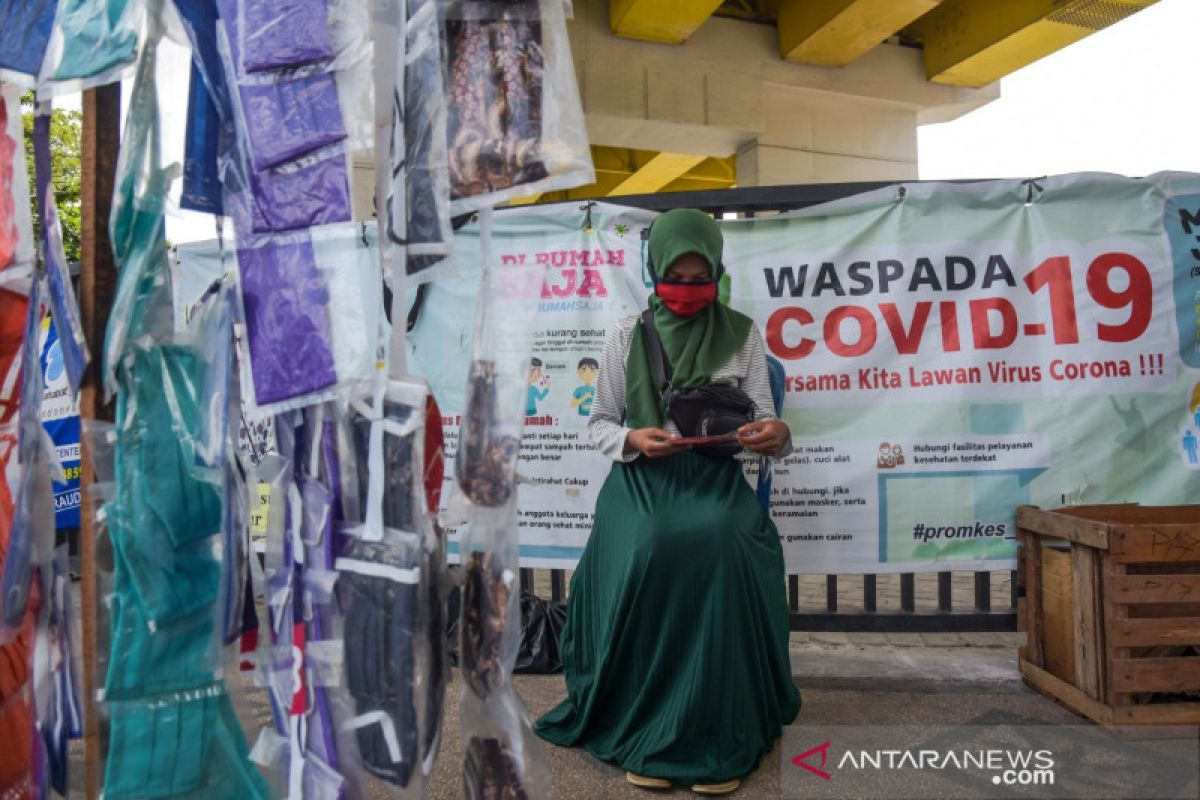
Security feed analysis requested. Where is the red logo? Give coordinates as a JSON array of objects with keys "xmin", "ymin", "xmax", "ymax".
[{"xmin": 792, "ymin": 741, "xmax": 832, "ymax": 780}]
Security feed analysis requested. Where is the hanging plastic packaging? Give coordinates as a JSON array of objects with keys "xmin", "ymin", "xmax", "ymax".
[
  {"xmin": 443, "ymin": 0, "xmax": 593, "ymax": 212},
  {"xmin": 316, "ymin": 377, "xmax": 446, "ymax": 796},
  {"xmin": 453, "ymin": 214, "xmax": 542, "ymax": 508},
  {"xmin": 238, "ymin": 0, "xmax": 334, "ymax": 72},
  {"xmin": 31, "ymin": 544, "xmax": 84, "ymax": 797},
  {"xmin": 453, "ymin": 208, "xmax": 552, "ymax": 798},
  {"xmin": 40, "ymin": 184, "xmax": 89, "ymax": 400},
  {"xmin": 231, "ymin": 225, "xmax": 384, "ymax": 419},
  {"xmin": 2, "ymin": 275, "xmax": 55, "ymax": 641},
  {"xmin": 381, "ymin": 0, "xmax": 454, "ymax": 282},
  {"xmin": 0, "ymin": 1, "xmax": 58, "ymax": 86},
  {"xmin": 0, "ymin": 289, "xmax": 28, "ymax": 426},
  {"xmin": 181, "ymin": 61, "xmax": 224, "ymax": 215},
  {"xmin": 223, "ymin": 0, "xmax": 374, "ymax": 148},
  {"xmin": 0, "ymin": 83, "xmax": 36, "ymax": 274},
  {"xmin": 38, "ymin": 0, "xmax": 145, "ymax": 97},
  {"xmin": 0, "ymin": 432, "xmax": 35, "ymax": 798},
  {"xmin": 100, "ymin": 16, "xmax": 265, "ymax": 798}
]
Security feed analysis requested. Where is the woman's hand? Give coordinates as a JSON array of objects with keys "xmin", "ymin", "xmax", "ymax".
[
  {"xmin": 737, "ymin": 419, "xmax": 790, "ymax": 456},
  {"xmin": 625, "ymin": 427, "xmax": 691, "ymax": 459}
]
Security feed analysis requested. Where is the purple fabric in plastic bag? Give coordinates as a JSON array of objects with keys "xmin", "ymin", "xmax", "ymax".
[
  {"xmin": 237, "ymin": 239, "xmax": 338, "ymax": 405},
  {"xmin": 241, "ymin": 0, "xmax": 333, "ymax": 72},
  {"xmin": 247, "ymin": 152, "xmax": 351, "ymax": 234},
  {"xmin": 239, "ymin": 72, "xmax": 346, "ymax": 171}
]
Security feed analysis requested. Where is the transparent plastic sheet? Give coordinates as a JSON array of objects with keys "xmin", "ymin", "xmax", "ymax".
[
  {"xmin": 217, "ymin": 0, "xmax": 374, "ymax": 150},
  {"xmin": 0, "ymin": 83, "xmax": 36, "ymax": 273},
  {"xmin": 30, "ymin": 544, "xmax": 84, "ymax": 797},
  {"xmin": 101, "ymin": 24, "xmax": 175, "ymax": 401},
  {"xmin": 86, "ymin": 480, "xmax": 116, "ymax": 713},
  {"xmin": 0, "ymin": 1, "xmax": 58, "ymax": 87},
  {"xmin": 453, "ymin": 221, "xmax": 544, "ymax": 508},
  {"xmin": 170, "ymin": 0, "xmax": 232, "ymax": 217},
  {"xmin": 383, "ymin": 0, "xmax": 455, "ymax": 282},
  {"xmin": 239, "ymin": 0, "xmax": 334, "ymax": 73},
  {"xmin": 453, "ymin": 209, "xmax": 551, "ymax": 797},
  {"xmin": 37, "ymin": 0, "xmax": 145, "ymax": 98},
  {"xmin": 0, "ymin": 290, "xmax": 28, "ymax": 427},
  {"xmin": 101, "ymin": 16, "xmax": 265, "ymax": 797},
  {"xmin": 181, "ymin": 60, "xmax": 224, "ymax": 215},
  {"xmin": 443, "ymin": 0, "xmax": 593, "ymax": 212},
  {"xmin": 2, "ymin": 281, "xmax": 55, "ymax": 643},
  {"xmin": 0, "ymin": 432, "xmax": 35, "ymax": 797},
  {"xmin": 234, "ymin": 235, "xmax": 339, "ymax": 406},
  {"xmin": 183, "ymin": 277, "xmax": 234, "ymax": 478},
  {"xmin": 39, "ymin": 185, "xmax": 89, "ymax": 400},
  {"xmin": 236, "ymin": 0, "xmax": 374, "ymax": 78},
  {"xmin": 103, "ymin": 683, "xmax": 264, "ymax": 799},
  {"xmin": 322, "ymin": 377, "xmax": 445, "ymax": 797},
  {"xmin": 219, "ymin": 465, "xmax": 248, "ymax": 647},
  {"xmin": 170, "ymin": 0, "xmax": 231, "ymax": 113},
  {"xmin": 231, "ymin": 225, "xmax": 384, "ymax": 420},
  {"xmin": 216, "ymin": 0, "xmax": 353, "ymax": 168}
]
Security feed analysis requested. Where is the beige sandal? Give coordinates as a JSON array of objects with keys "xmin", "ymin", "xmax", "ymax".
[
  {"xmin": 691, "ymin": 778, "xmax": 741, "ymax": 795},
  {"xmin": 626, "ymin": 771, "xmax": 672, "ymax": 790}
]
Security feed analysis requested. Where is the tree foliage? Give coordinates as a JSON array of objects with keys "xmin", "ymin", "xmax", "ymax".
[{"xmin": 20, "ymin": 92, "xmax": 82, "ymax": 264}]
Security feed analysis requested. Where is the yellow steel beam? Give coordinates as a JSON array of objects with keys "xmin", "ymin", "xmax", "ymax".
[
  {"xmin": 535, "ymin": 149, "xmax": 736, "ymax": 203},
  {"xmin": 777, "ymin": 0, "xmax": 938, "ymax": 67},
  {"xmin": 908, "ymin": 0, "xmax": 1157, "ymax": 88},
  {"xmin": 609, "ymin": 152, "xmax": 708, "ymax": 196},
  {"xmin": 610, "ymin": 0, "xmax": 726, "ymax": 44},
  {"xmin": 507, "ymin": 192, "xmax": 543, "ymax": 206}
]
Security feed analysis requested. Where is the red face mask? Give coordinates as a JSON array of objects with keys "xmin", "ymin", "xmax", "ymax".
[{"xmin": 656, "ymin": 281, "xmax": 717, "ymax": 317}]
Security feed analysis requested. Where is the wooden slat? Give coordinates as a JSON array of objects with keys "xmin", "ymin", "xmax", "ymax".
[
  {"xmin": 1018, "ymin": 658, "xmax": 1114, "ymax": 727},
  {"xmin": 1071, "ymin": 544, "xmax": 1103, "ymax": 700},
  {"xmin": 1107, "ymin": 617, "xmax": 1200, "ymax": 648},
  {"xmin": 1109, "ymin": 527, "xmax": 1200, "ymax": 563},
  {"xmin": 1015, "ymin": 506, "xmax": 1110, "ymax": 550},
  {"xmin": 1102, "ymin": 557, "xmax": 1132, "ymax": 706},
  {"xmin": 1040, "ymin": 545, "xmax": 1074, "ymax": 683},
  {"xmin": 1019, "ymin": 532, "xmax": 1045, "ymax": 668},
  {"xmin": 863, "ymin": 574, "xmax": 876, "ymax": 612},
  {"xmin": 1110, "ymin": 657, "xmax": 1200, "ymax": 693},
  {"xmin": 1107, "ymin": 573, "xmax": 1200, "ymax": 605},
  {"xmin": 1110, "ymin": 702, "xmax": 1200, "ymax": 726},
  {"xmin": 80, "ymin": 82, "xmax": 122, "ymax": 800},
  {"xmin": 825, "ymin": 575, "xmax": 837, "ymax": 613},
  {"xmin": 1061, "ymin": 504, "xmax": 1200, "ymax": 525}
]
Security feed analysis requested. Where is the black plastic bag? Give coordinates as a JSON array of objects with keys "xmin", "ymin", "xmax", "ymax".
[{"xmin": 447, "ymin": 587, "xmax": 564, "ymax": 674}]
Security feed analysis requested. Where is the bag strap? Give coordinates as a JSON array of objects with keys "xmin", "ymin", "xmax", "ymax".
[{"xmin": 640, "ymin": 309, "xmax": 673, "ymax": 395}]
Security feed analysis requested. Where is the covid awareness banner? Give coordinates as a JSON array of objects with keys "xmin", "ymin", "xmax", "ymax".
[
  {"xmin": 175, "ymin": 173, "xmax": 1200, "ymax": 574},
  {"xmin": 409, "ymin": 173, "xmax": 1200, "ymax": 574}
]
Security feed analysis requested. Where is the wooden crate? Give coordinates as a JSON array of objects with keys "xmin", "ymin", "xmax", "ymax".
[{"xmin": 1016, "ymin": 504, "xmax": 1200, "ymax": 731}]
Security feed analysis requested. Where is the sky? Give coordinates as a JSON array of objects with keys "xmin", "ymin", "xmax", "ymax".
[
  {"xmin": 60, "ymin": 0, "xmax": 1200, "ymax": 243},
  {"xmin": 917, "ymin": 0, "xmax": 1200, "ymax": 180}
]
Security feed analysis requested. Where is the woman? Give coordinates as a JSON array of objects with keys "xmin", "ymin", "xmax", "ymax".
[{"xmin": 534, "ymin": 209, "xmax": 801, "ymax": 795}]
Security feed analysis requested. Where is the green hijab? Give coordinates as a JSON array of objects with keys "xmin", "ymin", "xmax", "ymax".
[{"xmin": 625, "ymin": 209, "xmax": 753, "ymax": 429}]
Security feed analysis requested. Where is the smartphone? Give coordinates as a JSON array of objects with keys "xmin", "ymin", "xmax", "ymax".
[{"xmin": 670, "ymin": 431, "xmax": 740, "ymax": 447}]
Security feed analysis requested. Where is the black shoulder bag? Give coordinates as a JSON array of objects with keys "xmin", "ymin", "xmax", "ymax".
[{"xmin": 640, "ymin": 309, "xmax": 754, "ymax": 458}]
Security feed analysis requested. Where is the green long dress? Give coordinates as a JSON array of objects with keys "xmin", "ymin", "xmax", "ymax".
[{"xmin": 534, "ymin": 449, "xmax": 801, "ymax": 784}]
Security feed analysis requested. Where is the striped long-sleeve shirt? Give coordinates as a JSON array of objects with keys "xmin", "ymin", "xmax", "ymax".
[{"xmin": 587, "ymin": 313, "xmax": 793, "ymax": 463}]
